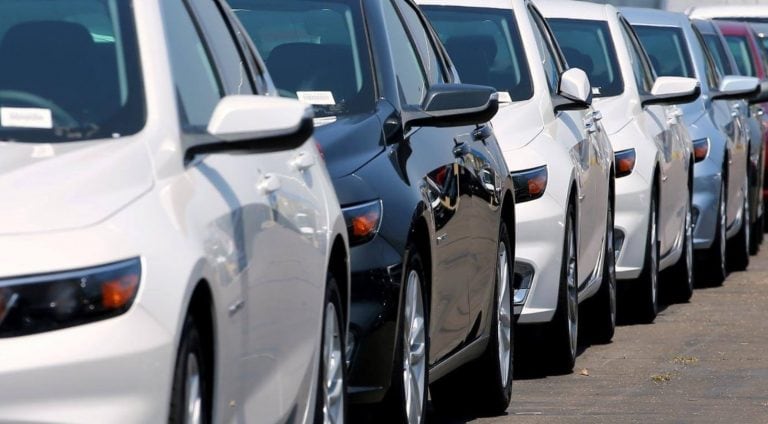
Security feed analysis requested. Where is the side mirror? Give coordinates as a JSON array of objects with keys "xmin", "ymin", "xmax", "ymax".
[
  {"xmin": 712, "ymin": 75, "xmax": 760, "ymax": 101},
  {"xmin": 403, "ymin": 84, "xmax": 499, "ymax": 129},
  {"xmin": 186, "ymin": 96, "xmax": 314, "ymax": 162},
  {"xmin": 748, "ymin": 80, "xmax": 768, "ymax": 105},
  {"xmin": 554, "ymin": 68, "xmax": 593, "ymax": 112},
  {"xmin": 642, "ymin": 77, "xmax": 701, "ymax": 107}
]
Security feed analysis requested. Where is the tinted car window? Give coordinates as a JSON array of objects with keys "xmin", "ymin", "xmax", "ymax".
[
  {"xmin": 549, "ymin": 19, "xmax": 623, "ymax": 97},
  {"xmin": 725, "ymin": 35, "xmax": 756, "ymax": 76},
  {"xmin": 634, "ymin": 25, "xmax": 695, "ymax": 78},
  {"xmin": 396, "ymin": 0, "xmax": 444, "ymax": 84},
  {"xmin": 382, "ymin": 0, "xmax": 429, "ymax": 105},
  {"xmin": 703, "ymin": 33, "xmax": 735, "ymax": 75},
  {"xmin": 229, "ymin": 0, "xmax": 375, "ymax": 117},
  {"xmin": 162, "ymin": 0, "xmax": 223, "ymax": 132},
  {"xmin": 423, "ymin": 6, "xmax": 533, "ymax": 101},
  {"xmin": 0, "ymin": 0, "xmax": 145, "ymax": 142},
  {"xmin": 529, "ymin": 6, "xmax": 563, "ymax": 94}
]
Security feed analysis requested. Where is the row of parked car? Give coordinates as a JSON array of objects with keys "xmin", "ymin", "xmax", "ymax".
[{"xmin": 0, "ymin": 0, "xmax": 767, "ymax": 423}]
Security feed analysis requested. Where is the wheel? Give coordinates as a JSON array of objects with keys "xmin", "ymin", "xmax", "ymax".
[
  {"xmin": 665, "ymin": 192, "xmax": 694, "ymax": 302},
  {"xmin": 633, "ymin": 186, "xmax": 659, "ymax": 323},
  {"xmin": 728, "ymin": 175, "xmax": 750, "ymax": 272},
  {"xmin": 430, "ymin": 222, "xmax": 513, "ymax": 416},
  {"xmin": 169, "ymin": 315, "xmax": 211, "ymax": 424},
  {"xmin": 586, "ymin": 197, "xmax": 616, "ymax": 344},
  {"xmin": 314, "ymin": 275, "xmax": 347, "ymax": 424},
  {"xmin": 381, "ymin": 249, "xmax": 428, "ymax": 424},
  {"xmin": 544, "ymin": 202, "xmax": 578, "ymax": 372},
  {"xmin": 750, "ymin": 209, "xmax": 762, "ymax": 255},
  {"xmin": 697, "ymin": 179, "xmax": 727, "ymax": 286}
]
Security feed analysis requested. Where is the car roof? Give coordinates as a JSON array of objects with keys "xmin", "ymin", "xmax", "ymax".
[
  {"xmin": 535, "ymin": 0, "xmax": 613, "ymax": 21},
  {"xmin": 691, "ymin": 19, "xmax": 717, "ymax": 34},
  {"xmin": 715, "ymin": 20, "xmax": 754, "ymax": 36},
  {"xmin": 751, "ymin": 22, "xmax": 768, "ymax": 38},
  {"xmin": 689, "ymin": 5, "xmax": 768, "ymax": 20},
  {"xmin": 620, "ymin": 7, "xmax": 689, "ymax": 28},
  {"xmin": 415, "ymin": 0, "xmax": 516, "ymax": 10}
]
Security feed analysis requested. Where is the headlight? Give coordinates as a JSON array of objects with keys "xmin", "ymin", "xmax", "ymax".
[
  {"xmin": 342, "ymin": 200, "xmax": 382, "ymax": 246},
  {"xmin": 511, "ymin": 166, "xmax": 548, "ymax": 203},
  {"xmin": 615, "ymin": 148, "xmax": 636, "ymax": 178},
  {"xmin": 0, "ymin": 258, "xmax": 141, "ymax": 338},
  {"xmin": 693, "ymin": 138, "xmax": 709, "ymax": 163}
]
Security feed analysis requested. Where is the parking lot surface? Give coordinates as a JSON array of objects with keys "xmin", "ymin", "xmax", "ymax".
[{"xmin": 432, "ymin": 247, "xmax": 768, "ymax": 424}]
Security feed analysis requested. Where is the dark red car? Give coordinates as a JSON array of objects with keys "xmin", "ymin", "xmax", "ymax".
[{"xmin": 716, "ymin": 20, "xmax": 768, "ymax": 246}]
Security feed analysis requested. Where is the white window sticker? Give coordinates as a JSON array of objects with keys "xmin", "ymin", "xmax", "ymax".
[
  {"xmin": 497, "ymin": 91, "xmax": 513, "ymax": 104},
  {"xmin": 592, "ymin": 87, "xmax": 602, "ymax": 95},
  {"xmin": 297, "ymin": 91, "xmax": 336, "ymax": 106},
  {"xmin": 1, "ymin": 107, "xmax": 53, "ymax": 129}
]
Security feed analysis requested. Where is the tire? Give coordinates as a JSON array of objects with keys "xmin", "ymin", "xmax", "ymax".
[
  {"xmin": 665, "ymin": 191, "xmax": 694, "ymax": 303},
  {"xmin": 381, "ymin": 249, "xmax": 428, "ymax": 424},
  {"xmin": 750, "ymin": 210, "xmax": 762, "ymax": 255},
  {"xmin": 696, "ymin": 180, "xmax": 727, "ymax": 286},
  {"xmin": 169, "ymin": 315, "xmax": 212, "ymax": 424},
  {"xmin": 586, "ymin": 197, "xmax": 616, "ymax": 344},
  {"xmin": 314, "ymin": 275, "xmax": 347, "ymax": 424},
  {"xmin": 728, "ymin": 175, "xmax": 750, "ymax": 272},
  {"xmin": 544, "ymin": 202, "xmax": 578, "ymax": 373},
  {"xmin": 633, "ymin": 185, "xmax": 659, "ymax": 323},
  {"xmin": 430, "ymin": 222, "xmax": 514, "ymax": 416}
]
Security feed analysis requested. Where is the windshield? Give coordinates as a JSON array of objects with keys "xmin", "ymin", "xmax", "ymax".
[
  {"xmin": 725, "ymin": 35, "xmax": 756, "ymax": 76},
  {"xmin": 228, "ymin": 0, "xmax": 375, "ymax": 118},
  {"xmin": 634, "ymin": 26, "xmax": 695, "ymax": 78},
  {"xmin": 0, "ymin": 0, "xmax": 145, "ymax": 143},
  {"xmin": 548, "ymin": 19, "xmax": 623, "ymax": 97},
  {"xmin": 422, "ymin": 6, "xmax": 533, "ymax": 102},
  {"xmin": 703, "ymin": 33, "xmax": 735, "ymax": 75}
]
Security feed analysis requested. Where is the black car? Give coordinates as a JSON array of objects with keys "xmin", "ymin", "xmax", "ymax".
[{"xmin": 228, "ymin": 0, "xmax": 516, "ymax": 420}]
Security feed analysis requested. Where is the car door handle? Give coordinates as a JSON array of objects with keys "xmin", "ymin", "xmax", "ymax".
[
  {"xmin": 291, "ymin": 151, "xmax": 315, "ymax": 171},
  {"xmin": 732, "ymin": 103, "xmax": 742, "ymax": 118},
  {"xmin": 585, "ymin": 119, "xmax": 598, "ymax": 134},
  {"xmin": 472, "ymin": 124, "xmax": 493, "ymax": 141},
  {"xmin": 258, "ymin": 174, "xmax": 281, "ymax": 194},
  {"xmin": 453, "ymin": 141, "xmax": 470, "ymax": 157},
  {"xmin": 592, "ymin": 110, "xmax": 603, "ymax": 121},
  {"xmin": 662, "ymin": 174, "xmax": 668, "ymax": 182}
]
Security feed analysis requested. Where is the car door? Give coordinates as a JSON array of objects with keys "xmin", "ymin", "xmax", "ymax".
[
  {"xmin": 619, "ymin": 17, "xmax": 683, "ymax": 256},
  {"xmin": 528, "ymin": 5, "xmax": 606, "ymax": 285},
  {"xmin": 171, "ymin": 1, "xmax": 328, "ymax": 421},
  {"xmin": 382, "ymin": 0, "xmax": 474, "ymax": 363}
]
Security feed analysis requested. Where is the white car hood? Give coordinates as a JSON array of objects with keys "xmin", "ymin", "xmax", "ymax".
[
  {"xmin": 0, "ymin": 139, "xmax": 153, "ymax": 235},
  {"xmin": 491, "ymin": 100, "xmax": 544, "ymax": 151}
]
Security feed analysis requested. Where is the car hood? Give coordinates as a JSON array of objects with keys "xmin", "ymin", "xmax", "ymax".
[
  {"xmin": 0, "ymin": 139, "xmax": 153, "ymax": 235},
  {"xmin": 313, "ymin": 112, "xmax": 386, "ymax": 180},
  {"xmin": 491, "ymin": 100, "xmax": 544, "ymax": 151},
  {"xmin": 593, "ymin": 95, "xmax": 634, "ymax": 135}
]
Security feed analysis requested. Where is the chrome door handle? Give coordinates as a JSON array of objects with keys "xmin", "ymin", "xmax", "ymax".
[
  {"xmin": 258, "ymin": 174, "xmax": 281, "ymax": 194},
  {"xmin": 585, "ymin": 119, "xmax": 598, "ymax": 134},
  {"xmin": 592, "ymin": 111, "xmax": 603, "ymax": 121},
  {"xmin": 292, "ymin": 151, "xmax": 316, "ymax": 171},
  {"xmin": 662, "ymin": 174, "xmax": 668, "ymax": 182}
]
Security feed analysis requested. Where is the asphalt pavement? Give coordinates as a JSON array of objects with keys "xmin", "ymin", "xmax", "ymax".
[{"xmin": 432, "ymin": 246, "xmax": 768, "ymax": 423}]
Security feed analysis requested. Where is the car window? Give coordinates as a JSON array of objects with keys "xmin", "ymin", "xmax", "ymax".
[
  {"xmin": 725, "ymin": 35, "xmax": 757, "ymax": 77},
  {"xmin": 162, "ymin": 0, "xmax": 223, "ymax": 133},
  {"xmin": 634, "ymin": 25, "xmax": 695, "ymax": 79},
  {"xmin": 395, "ymin": 0, "xmax": 445, "ymax": 84},
  {"xmin": 382, "ymin": 0, "xmax": 429, "ymax": 106},
  {"xmin": 692, "ymin": 28, "xmax": 721, "ymax": 90},
  {"xmin": 618, "ymin": 18, "xmax": 654, "ymax": 94},
  {"xmin": 548, "ymin": 18, "xmax": 624, "ymax": 97},
  {"xmin": 229, "ymin": 0, "xmax": 375, "ymax": 117},
  {"xmin": 423, "ymin": 6, "xmax": 533, "ymax": 101},
  {"xmin": 703, "ymin": 33, "xmax": 735, "ymax": 75},
  {"xmin": 528, "ymin": 7, "xmax": 562, "ymax": 93},
  {"xmin": 0, "ymin": 0, "xmax": 145, "ymax": 142},
  {"xmin": 187, "ymin": 0, "xmax": 254, "ymax": 95}
]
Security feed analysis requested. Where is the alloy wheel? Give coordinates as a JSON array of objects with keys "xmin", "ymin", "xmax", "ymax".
[
  {"xmin": 566, "ymin": 218, "xmax": 578, "ymax": 357},
  {"xmin": 719, "ymin": 184, "xmax": 727, "ymax": 275},
  {"xmin": 322, "ymin": 302, "xmax": 345, "ymax": 424},
  {"xmin": 402, "ymin": 270, "xmax": 426, "ymax": 424},
  {"xmin": 607, "ymin": 208, "xmax": 617, "ymax": 327},
  {"xmin": 184, "ymin": 352, "xmax": 202, "ymax": 424},
  {"xmin": 496, "ymin": 241, "xmax": 512, "ymax": 388},
  {"xmin": 684, "ymin": 198, "xmax": 694, "ymax": 291},
  {"xmin": 650, "ymin": 201, "xmax": 659, "ymax": 312}
]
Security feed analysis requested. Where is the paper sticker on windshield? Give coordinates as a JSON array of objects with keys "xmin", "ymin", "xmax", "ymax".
[
  {"xmin": 497, "ymin": 91, "xmax": 513, "ymax": 104},
  {"xmin": 297, "ymin": 91, "xmax": 336, "ymax": 106},
  {"xmin": 592, "ymin": 87, "xmax": 602, "ymax": 95},
  {"xmin": 1, "ymin": 107, "xmax": 53, "ymax": 129}
]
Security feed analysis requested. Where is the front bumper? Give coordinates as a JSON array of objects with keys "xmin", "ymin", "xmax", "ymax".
[
  {"xmin": 346, "ymin": 235, "xmax": 403, "ymax": 404},
  {"xmin": 514, "ymin": 192, "xmax": 565, "ymax": 324},
  {"xmin": 615, "ymin": 172, "xmax": 652, "ymax": 281},
  {"xmin": 0, "ymin": 304, "xmax": 172, "ymax": 422}
]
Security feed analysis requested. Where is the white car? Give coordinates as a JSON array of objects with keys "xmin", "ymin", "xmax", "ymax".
[
  {"xmin": 687, "ymin": 5, "xmax": 768, "ymax": 22},
  {"xmin": 0, "ymin": 1, "xmax": 350, "ymax": 423},
  {"xmin": 539, "ymin": 0, "xmax": 699, "ymax": 322},
  {"xmin": 418, "ymin": 0, "xmax": 615, "ymax": 371}
]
